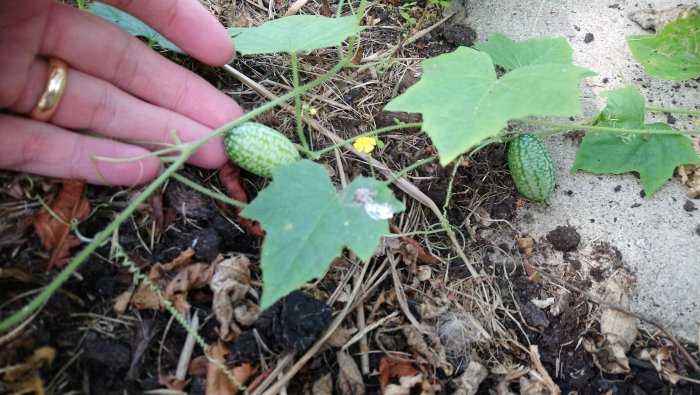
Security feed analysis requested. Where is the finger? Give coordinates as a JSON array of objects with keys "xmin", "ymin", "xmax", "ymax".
[
  {"xmin": 41, "ymin": 2, "xmax": 243, "ymax": 130},
  {"xmin": 101, "ymin": 0, "xmax": 235, "ymax": 65},
  {"xmin": 0, "ymin": 114, "xmax": 160, "ymax": 185},
  {"xmin": 10, "ymin": 59, "xmax": 229, "ymax": 169}
]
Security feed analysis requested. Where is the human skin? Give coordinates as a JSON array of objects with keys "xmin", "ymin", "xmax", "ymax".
[{"xmin": 0, "ymin": 0, "xmax": 244, "ymax": 185}]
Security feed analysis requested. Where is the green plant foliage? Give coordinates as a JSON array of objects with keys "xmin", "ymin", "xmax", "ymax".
[
  {"xmin": 385, "ymin": 46, "xmax": 593, "ymax": 165},
  {"xmin": 89, "ymin": 2, "xmax": 184, "ymax": 54},
  {"xmin": 227, "ymin": 15, "xmax": 365, "ymax": 55},
  {"xmin": 626, "ymin": 11, "xmax": 700, "ymax": 80},
  {"xmin": 475, "ymin": 33, "xmax": 573, "ymax": 71},
  {"xmin": 572, "ymin": 86, "xmax": 700, "ymax": 195},
  {"xmin": 241, "ymin": 160, "xmax": 404, "ymax": 309}
]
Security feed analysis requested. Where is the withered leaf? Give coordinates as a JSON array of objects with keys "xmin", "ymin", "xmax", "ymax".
[
  {"xmin": 33, "ymin": 180, "xmax": 89, "ymax": 270},
  {"xmin": 379, "ymin": 353, "xmax": 419, "ymax": 390},
  {"xmin": 219, "ymin": 163, "xmax": 264, "ymax": 237},
  {"xmin": 336, "ymin": 351, "xmax": 365, "ymax": 395},
  {"xmin": 210, "ymin": 255, "xmax": 256, "ymax": 340},
  {"xmin": 206, "ymin": 341, "xmax": 257, "ymax": 395},
  {"xmin": 131, "ymin": 249, "xmax": 215, "ymax": 312}
]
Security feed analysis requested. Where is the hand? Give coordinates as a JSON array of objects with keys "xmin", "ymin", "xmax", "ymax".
[{"xmin": 0, "ymin": 0, "xmax": 243, "ymax": 185}]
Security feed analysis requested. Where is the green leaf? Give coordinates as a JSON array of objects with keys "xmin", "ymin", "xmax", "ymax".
[
  {"xmin": 241, "ymin": 160, "xmax": 403, "ymax": 309},
  {"xmin": 572, "ymin": 86, "xmax": 700, "ymax": 195},
  {"xmin": 89, "ymin": 2, "xmax": 184, "ymax": 54},
  {"xmin": 385, "ymin": 46, "xmax": 594, "ymax": 165},
  {"xmin": 626, "ymin": 10, "xmax": 700, "ymax": 80},
  {"xmin": 227, "ymin": 15, "xmax": 365, "ymax": 55},
  {"xmin": 475, "ymin": 33, "xmax": 573, "ymax": 71}
]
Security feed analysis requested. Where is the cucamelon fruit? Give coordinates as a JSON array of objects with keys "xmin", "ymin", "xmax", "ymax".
[
  {"xmin": 507, "ymin": 134, "xmax": 556, "ymax": 201},
  {"xmin": 224, "ymin": 122, "xmax": 300, "ymax": 178}
]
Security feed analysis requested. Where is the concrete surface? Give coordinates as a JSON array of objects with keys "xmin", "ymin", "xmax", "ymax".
[{"xmin": 463, "ymin": 0, "xmax": 699, "ymax": 342}]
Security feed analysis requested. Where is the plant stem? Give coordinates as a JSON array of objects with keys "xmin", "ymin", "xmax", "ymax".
[
  {"xmin": 290, "ymin": 52, "xmax": 309, "ymax": 150},
  {"xmin": 314, "ymin": 122, "xmax": 422, "ymax": 156},
  {"xmin": 171, "ymin": 173, "xmax": 246, "ymax": 208},
  {"xmin": 380, "ymin": 156, "xmax": 436, "ymax": 187},
  {"xmin": 520, "ymin": 118, "xmax": 700, "ymax": 135},
  {"xmin": 646, "ymin": 106, "xmax": 700, "ymax": 116},
  {"xmin": 387, "ymin": 227, "xmax": 449, "ymax": 237},
  {"xmin": 295, "ymin": 144, "xmax": 318, "ymax": 159},
  {"xmin": 443, "ymin": 155, "xmax": 463, "ymax": 218},
  {"xmin": 0, "ymin": 57, "xmax": 351, "ymax": 333}
]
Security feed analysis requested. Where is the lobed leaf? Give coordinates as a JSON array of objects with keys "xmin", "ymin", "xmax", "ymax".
[
  {"xmin": 89, "ymin": 2, "xmax": 184, "ymax": 54},
  {"xmin": 626, "ymin": 10, "xmax": 700, "ymax": 80},
  {"xmin": 475, "ymin": 32, "xmax": 574, "ymax": 71},
  {"xmin": 385, "ymin": 46, "xmax": 593, "ymax": 165},
  {"xmin": 241, "ymin": 160, "xmax": 403, "ymax": 309},
  {"xmin": 572, "ymin": 86, "xmax": 700, "ymax": 195},
  {"xmin": 228, "ymin": 15, "xmax": 365, "ymax": 55}
]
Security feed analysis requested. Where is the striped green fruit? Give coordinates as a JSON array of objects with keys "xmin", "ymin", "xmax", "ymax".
[
  {"xmin": 224, "ymin": 122, "xmax": 300, "ymax": 178},
  {"xmin": 508, "ymin": 134, "xmax": 556, "ymax": 201}
]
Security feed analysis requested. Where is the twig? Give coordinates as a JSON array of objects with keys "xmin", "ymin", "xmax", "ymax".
[
  {"xmin": 353, "ymin": 268, "xmax": 371, "ymax": 375},
  {"xmin": 176, "ymin": 311, "xmax": 199, "ymax": 381},
  {"xmin": 529, "ymin": 345, "xmax": 561, "ymax": 394},
  {"xmin": 285, "ymin": 0, "xmax": 311, "ymax": 15},
  {"xmin": 524, "ymin": 263, "xmax": 700, "ymax": 375},
  {"xmin": 389, "ymin": 254, "xmax": 430, "ymax": 334}
]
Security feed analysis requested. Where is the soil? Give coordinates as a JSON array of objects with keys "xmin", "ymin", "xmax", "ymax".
[{"xmin": 1, "ymin": 0, "xmax": 699, "ymax": 394}]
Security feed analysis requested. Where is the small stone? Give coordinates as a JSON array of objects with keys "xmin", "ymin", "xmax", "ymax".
[
  {"xmin": 546, "ymin": 226, "xmax": 581, "ymax": 252},
  {"xmin": 683, "ymin": 200, "xmax": 697, "ymax": 212},
  {"xmin": 666, "ymin": 113, "xmax": 677, "ymax": 124},
  {"xmin": 584, "ymin": 33, "xmax": 594, "ymax": 43}
]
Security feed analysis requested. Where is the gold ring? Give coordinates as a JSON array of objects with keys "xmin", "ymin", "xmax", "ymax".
[{"xmin": 30, "ymin": 58, "xmax": 68, "ymax": 122}]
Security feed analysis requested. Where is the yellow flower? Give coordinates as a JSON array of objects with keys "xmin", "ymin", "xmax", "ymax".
[{"xmin": 354, "ymin": 136, "xmax": 377, "ymax": 153}]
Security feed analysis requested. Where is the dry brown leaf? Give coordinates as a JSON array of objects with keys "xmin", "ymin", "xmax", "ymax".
[
  {"xmin": 206, "ymin": 341, "xmax": 257, "ymax": 395},
  {"xmin": 336, "ymin": 351, "xmax": 365, "ymax": 395},
  {"xmin": 415, "ymin": 266, "xmax": 432, "ymax": 281},
  {"xmin": 33, "ymin": 180, "xmax": 89, "ymax": 270},
  {"xmin": 679, "ymin": 164, "xmax": 700, "ymax": 198},
  {"xmin": 383, "ymin": 373, "xmax": 427, "ymax": 395},
  {"xmin": 583, "ymin": 278, "xmax": 638, "ymax": 374},
  {"xmin": 379, "ymin": 353, "xmax": 419, "ymax": 390},
  {"xmin": 164, "ymin": 262, "xmax": 215, "ymax": 311},
  {"xmin": 639, "ymin": 347, "xmax": 680, "ymax": 384},
  {"xmin": 3, "ymin": 346, "xmax": 55, "ymax": 382},
  {"xmin": 219, "ymin": 163, "xmax": 264, "ymax": 237},
  {"xmin": 325, "ymin": 326, "xmax": 358, "ymax": 349},
  {"xmin": 131, "ymin": 248, "xmax": 214, "ymax": 312},
  {"xmin": 403, "ymin": 325, "xmax": 453, "ymax": 375},
  {"xmin": 311, "ymin": 372, "xmax": 333, "ymax": 395},
  {"xmin": 679, "ymin": 139, "xmax": 700, "ymax": 197},
  {"xmin": 140, "ymin": 187, "xmax": 166, "ymax": 236},
  {"xmin": 450, "ymin": 360, "xmax": 487, "ymax": 395},
  {"xmin": 516, "ymin": 237, "xmax": 533, "ymax": 256},
  {"xmin": 389, "ymin": 223, "xmax": 440, "ymax": 264},
  {"xmin": 113, "ymin": 290, "xmax": 133, "ymax": 314},
  {"xmin": 210, "ymin": 256, "xmax": 256, "ymax": 340}
]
